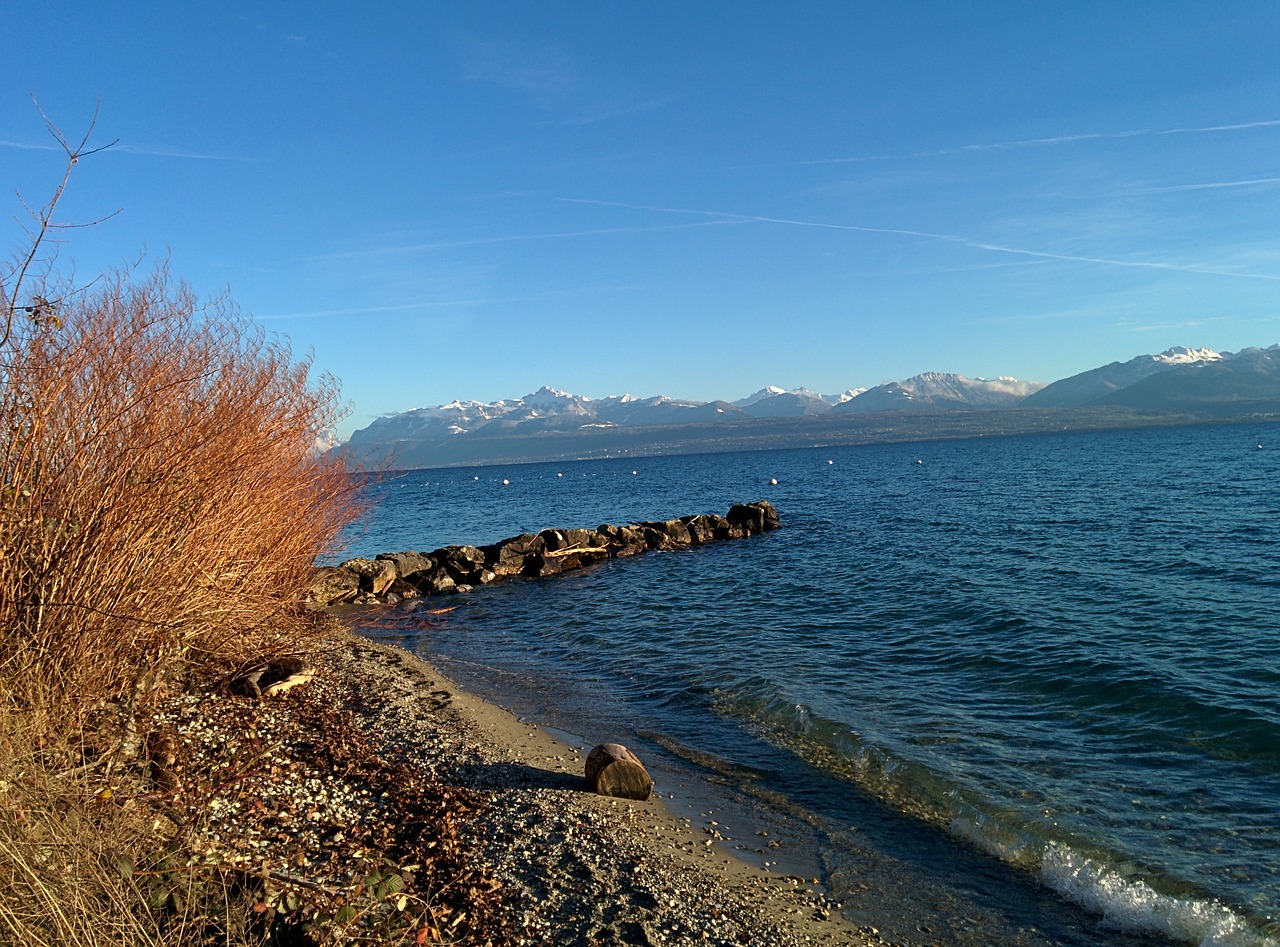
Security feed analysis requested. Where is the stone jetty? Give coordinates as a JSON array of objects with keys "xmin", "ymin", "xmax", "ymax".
[{"xmin": 308, "ymin": 500, "xmax": 780, "ymax": 607}]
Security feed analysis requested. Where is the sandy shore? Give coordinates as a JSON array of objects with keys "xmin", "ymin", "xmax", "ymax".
[{"xmin": 323, "ymin": 629, "xmax": 884, "ymax": 945}]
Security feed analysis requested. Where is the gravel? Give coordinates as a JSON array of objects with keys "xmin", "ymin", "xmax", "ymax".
[{"xmin": 148, "ymin": 629, "xmax": 886, "ymax": 946}]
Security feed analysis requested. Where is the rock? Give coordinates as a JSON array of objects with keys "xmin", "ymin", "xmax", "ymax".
[
  {"xmin": 421, "ymin": 571, "xmax": 457, "ymax": 595},
  {"xmin": 536, "ymin": 528, "xmax": 569, "ymax": 552},
  {"xmin": 596, "ymin": 523, "xmax": 647, "ymax": 557},
  {"xmin": 436, "ymin": 545, "xmax": 487, "ymax": 583},
  {"xmin": 585, "ymin": 743, "xmax": 654, "ymax": 801},
  {"xmin": 481, "ymin": 533, "xmax": 545, "ymax": 577},
  {"xmin": 306, "ymin": 566, "xmax": 361, "ymax": 606},
  {"xmin": 637, "ymin": 525, "xmax": 668, "ymax": 549},
  {"xmin": 340, "ymin": 557, "xmax": 398, "ymax": 596},
  {"xmin": 681, "ymin": 514, "xmax": 730, "ymax": 544},
  {"xmin": 560, "ymin": 527, "xmax": 603, "ymax": 549},
  {"xmin": 639, "ymin": 519, "xmax": 692, "ymax": 548},
  {"xmin": 726, "ymin": 500, "xmax": 780, "ymax": 534},
  {"xmin": 387, "ymin": 577, "xmax": 420, "ymax": 600},
  {"xmin": 376, "ymin": 550, "xmax": 437, "ymax": 579}
]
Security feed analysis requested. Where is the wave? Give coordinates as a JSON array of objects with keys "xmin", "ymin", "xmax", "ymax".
[
  {"xmin": 1039, "ymin": 846, "xmax": 1278, "ymax": 947},
  {"xmin": 712, "ymin": 682, "xmax": 1279, "ymax": 947}
]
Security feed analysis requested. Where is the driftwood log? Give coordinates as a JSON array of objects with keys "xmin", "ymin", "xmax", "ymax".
[
  {"xmin": 229, "ymin": 658, "xmax": 316, "ymax": 700},
  {"xmin": 585, "ymin": 743, "xmax": 654, "ymax": 800}
]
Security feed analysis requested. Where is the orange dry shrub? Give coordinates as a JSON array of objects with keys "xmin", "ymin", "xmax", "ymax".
[{"xmin": 0, "ymin": 264, "xmax": 359, "ymax": 732}]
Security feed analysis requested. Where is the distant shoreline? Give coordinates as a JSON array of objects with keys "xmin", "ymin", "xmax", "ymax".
[{"xmin": 342, "ymin": 408, "xmax": 1280, "ymax": 471}]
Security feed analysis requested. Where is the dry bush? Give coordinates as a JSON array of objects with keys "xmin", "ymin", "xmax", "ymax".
[
  {"xmin": 0, "ymin": 104, "xmax": 359, "ymax": 740},
  {"xmin": 0, "ymin": 102, "xmax": 360, "ymax": 947},
  {"xmin": 0, "ymin": 264, "xmax": 359, "ymax": 735}
]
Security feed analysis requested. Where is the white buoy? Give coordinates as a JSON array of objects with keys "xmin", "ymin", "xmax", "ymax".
[
  {"xmin": 770, "ymin": 477, "xmax": 779, "ymax": 485},
  {"xmin": 632, "ymin": 470, "xmax": 638, "ymax": 475},
  {"xmin": 557, "ymin": 472, "xmax": 563, "ymax": 477},
  {"xmin": 473, "ymin": 475, "xmax": 479, "ymax": 481},
  {"xmin": 827, "ymin": 459, "xmax": 834, "ymax": 465},
  {"xmin": 502, "ymin": 478, "xmax": 510, "ymax": 485}
]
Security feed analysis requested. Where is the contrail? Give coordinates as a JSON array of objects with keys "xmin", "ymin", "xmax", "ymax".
[
  {"xmin": 0, "ymin": 138, "xmax": 253, "ymax": 161},
  {"xmin": 291, "ymin": 219, "xmax": 735, "ymax": 264},
  {"xmin": 805, "ymin": 119, "xmax": 1280, "ymax": 165},
  {"xmin": 560, "ymin": 198, "xmax": 1280, "ymax": 282},
  {"xmin": 1139, "ymin": 177, "xmax": 1280, "ymax": 193}
]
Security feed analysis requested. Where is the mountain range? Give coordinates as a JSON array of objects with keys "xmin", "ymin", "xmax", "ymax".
[{"xmin": 341, "ymin": 345, "xmax": 1280, "ymax": 469}]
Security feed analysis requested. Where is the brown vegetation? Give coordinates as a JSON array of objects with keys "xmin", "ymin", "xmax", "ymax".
[{"xmin": 0, "ymin": 106, "xmax": 373, "ymax": 945}]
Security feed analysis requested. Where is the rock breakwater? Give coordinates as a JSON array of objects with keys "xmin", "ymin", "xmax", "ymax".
[{"xmin": 308, "ymin": 501, "xmax": 780, "ymax": 607}]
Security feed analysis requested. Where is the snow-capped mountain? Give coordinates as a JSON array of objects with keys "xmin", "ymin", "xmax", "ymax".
[
  {"xmin": 832, "ymin": 372, "xmax": 1044, "ymax": 413},
  {"xmin": 1094, "ymin": 344, "xmax": 1280, "ymax": 413},
  {"xmin": 741, "ymin": 390, "xmax": 834, "ymax": 418},
  {"xmin": 340, "ymin": 344, "xmax": 1280, "ymax": 469},
  {"xmin": 732, "ymin": 386, "xmax": 789, "ymax": 408},
  {"xmin": 1024, "ymin": 347, "xmax": 1225, "ymax": 408},
  {"xmin": 732, "ymin": 385, "xmax": 868, "ymax": 416}
]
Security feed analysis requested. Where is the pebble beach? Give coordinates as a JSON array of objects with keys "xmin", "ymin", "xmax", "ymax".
[{"xmin": 155, "ymin": 627, "xmax": 884, "ymax": 945}]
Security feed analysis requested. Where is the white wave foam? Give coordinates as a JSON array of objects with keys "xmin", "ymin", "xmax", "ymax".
[{"xmin": 1040, "ymin": 844, "xmax": 1278, "ymax": 947}]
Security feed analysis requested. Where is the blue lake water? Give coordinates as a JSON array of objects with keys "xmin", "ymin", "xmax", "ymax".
[{"xmin": 337, "ymin": 421, "xmax": 1280, "ymax": 947}]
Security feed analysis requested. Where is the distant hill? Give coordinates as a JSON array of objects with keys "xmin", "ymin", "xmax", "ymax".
[{"xmin": 338, "ymin": 345, "xmax": 1280, "ymax": 469}]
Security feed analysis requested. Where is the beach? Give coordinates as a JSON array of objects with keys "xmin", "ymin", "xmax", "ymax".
[{"xmin": 156, "ymin": 626, "xmax": 881, "ymax": 945}]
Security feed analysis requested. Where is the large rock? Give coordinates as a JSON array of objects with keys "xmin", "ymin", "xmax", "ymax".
[
  {"xmin": 376, "ymin": 550, "xmax": 436, "ymax": 580},
  {"xmin": 639, "ymin": 519, "xmax": 692, "ymax": 548},
  {"xmin": 726, "ymin": 500, "xmax": 780, "ymax": 534},
  {"xmin": 306, "ymin": 566, "xmax": 360, "ymax": 606},
  {"xmin": 338, "ymin": 557, "xmax": 397, "ymax": 596},
  {"xmin": 436, "ymin": 545, "xmax": 487, "ymax": 583},
  {"xmin": 420, "ymin": 570, "xmax": 457, "ymax": 595},
  {"xmin": 536, "ymin": 528, "xmax": 569, "ymax": 552},
  {"xmin": 481, "ymin": 533, "xmax": 545, "ymax": 577},
  {"xmin": 560, "ymin": 527, "xmax": 604, "ymax": 549},
  {"xmin": 585, "ymin": 743, "xmax": 654, "ymax": 801},
  {"xmin": 596, "ymin": 523, "xmax": 647, "ymax": 557},
  {"xmin": 681, "ymin": 513, "xmax": 732, "ymax": 544}
]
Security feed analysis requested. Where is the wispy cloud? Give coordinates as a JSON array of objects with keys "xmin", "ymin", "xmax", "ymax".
[
  {"xmin": 461, "ymin": 38, "xmax": 579, "ymax": 108},
  {"xmin": 1161, "ymin": 120, "xmax": 1280, "ymax": 134},
  {"xmin": 114, "ymin": 145, "xmax": 256, "ymax": 161},
  {"xmin": 294, "ymin": 219, "xmax": 739, "ymax": 263},
  {"xmin": 562, "ymin": 198, "xmax": 1280, "ymax": 282},
  {"xmin": 256, "ymin": 301, "xmax": 437, "ymax": 321},
  {"xmin": 806, "ymin": 119, "xmax": 1280, "ymax": 165},
  {"xmin": 1138, "ymin": 177, "xmax": 1280, "ymax": 193},
  {"xmin": 256, "ymin": 285, "xmax": 618, "ymax": 321},
  {"xmin": 0, "ymin": 139, "xmax": 60, "ymax": 152},
  {"xmin": 1124, "ymin": 319, "xmax": 1213, "ymax": 332}
]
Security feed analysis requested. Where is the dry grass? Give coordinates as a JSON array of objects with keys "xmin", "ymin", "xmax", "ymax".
[{"xmin": 0, "ymin": 737, "xmax": 260, "ymax": 947}]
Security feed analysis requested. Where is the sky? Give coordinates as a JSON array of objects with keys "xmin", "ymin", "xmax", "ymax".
[{"xmin": 4, "ymin": 2, "xmax": 1279, "ymax": 439}]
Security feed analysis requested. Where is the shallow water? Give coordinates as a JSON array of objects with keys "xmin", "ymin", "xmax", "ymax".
[{"xmin": 342, "ymin": 421, "xmax": 1280, "ymax": 947}]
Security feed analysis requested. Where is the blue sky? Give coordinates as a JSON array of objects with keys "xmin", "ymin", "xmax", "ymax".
[{"xmin": 5, "ymin": 2, "xmax": 1279, "ymax": 439}]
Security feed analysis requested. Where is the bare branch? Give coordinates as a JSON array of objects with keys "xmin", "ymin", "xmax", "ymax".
[{"xmin": 2, "ymin": 97, "xmax": 122, "ymax": 350}]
